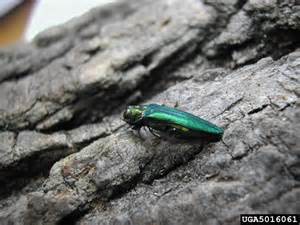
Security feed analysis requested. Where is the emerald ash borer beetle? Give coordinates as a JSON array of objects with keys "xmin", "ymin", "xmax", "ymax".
[{"xmin": 123, "ymin": 103, "xmax": 224, "ymax": 142}]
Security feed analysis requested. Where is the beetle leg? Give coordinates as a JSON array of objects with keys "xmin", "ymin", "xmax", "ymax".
[
  {"xmin": 129, "ymin": 125, "xmax": 145, "ymax": 140},
  {"xmin": 142, "ymin": 126, "xmax": 148, "ymax": 133},
  {"xmin": 131, "ymin": 125, "xmax": 141, "ymax": 130},
  {"xmin": 147, "ymin": 126, "xmax": 161, "ymax": 138},
  {"xmin": 221, "ymin": 139, "xmax": 229, "ymax": 148},
  {"xmin": 137, "ymin": 127, "xmax": 146, "ymax": 140}
]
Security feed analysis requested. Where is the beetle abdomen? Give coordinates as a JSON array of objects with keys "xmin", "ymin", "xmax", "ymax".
[{"xmin": 143, "ymin": 104, "xmax": 224, "ymax": 137}]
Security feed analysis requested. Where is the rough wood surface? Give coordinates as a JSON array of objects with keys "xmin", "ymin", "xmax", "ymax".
[{"xmin": 0, "ymin": 0, "xmax": 299, "ymax": 224}]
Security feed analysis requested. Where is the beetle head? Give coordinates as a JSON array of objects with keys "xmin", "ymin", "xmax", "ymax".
[{"xmin": 123, "ymin": 105, "xmax": 145, "ymax": 125}]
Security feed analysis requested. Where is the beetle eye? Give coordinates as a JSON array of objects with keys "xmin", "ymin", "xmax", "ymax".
[{"xmin": 123, "ymin": 109, "xmax": 131, "ymax": 120}]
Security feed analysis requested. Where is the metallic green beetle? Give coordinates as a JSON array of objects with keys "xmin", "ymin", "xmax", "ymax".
[{"xmin": 123, "ymin": 103, "xmax": 224, "ymax": 142}]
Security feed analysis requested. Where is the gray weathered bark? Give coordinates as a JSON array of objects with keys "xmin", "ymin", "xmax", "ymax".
[{"xmin": 0, "ymin": 0, "xmax": 299, "ymax": 224}]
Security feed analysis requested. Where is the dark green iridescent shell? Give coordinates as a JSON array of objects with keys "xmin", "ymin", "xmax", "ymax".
[{"xmin": 143, "ymin": 104, "xmax": 224, "ymax": 138}]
